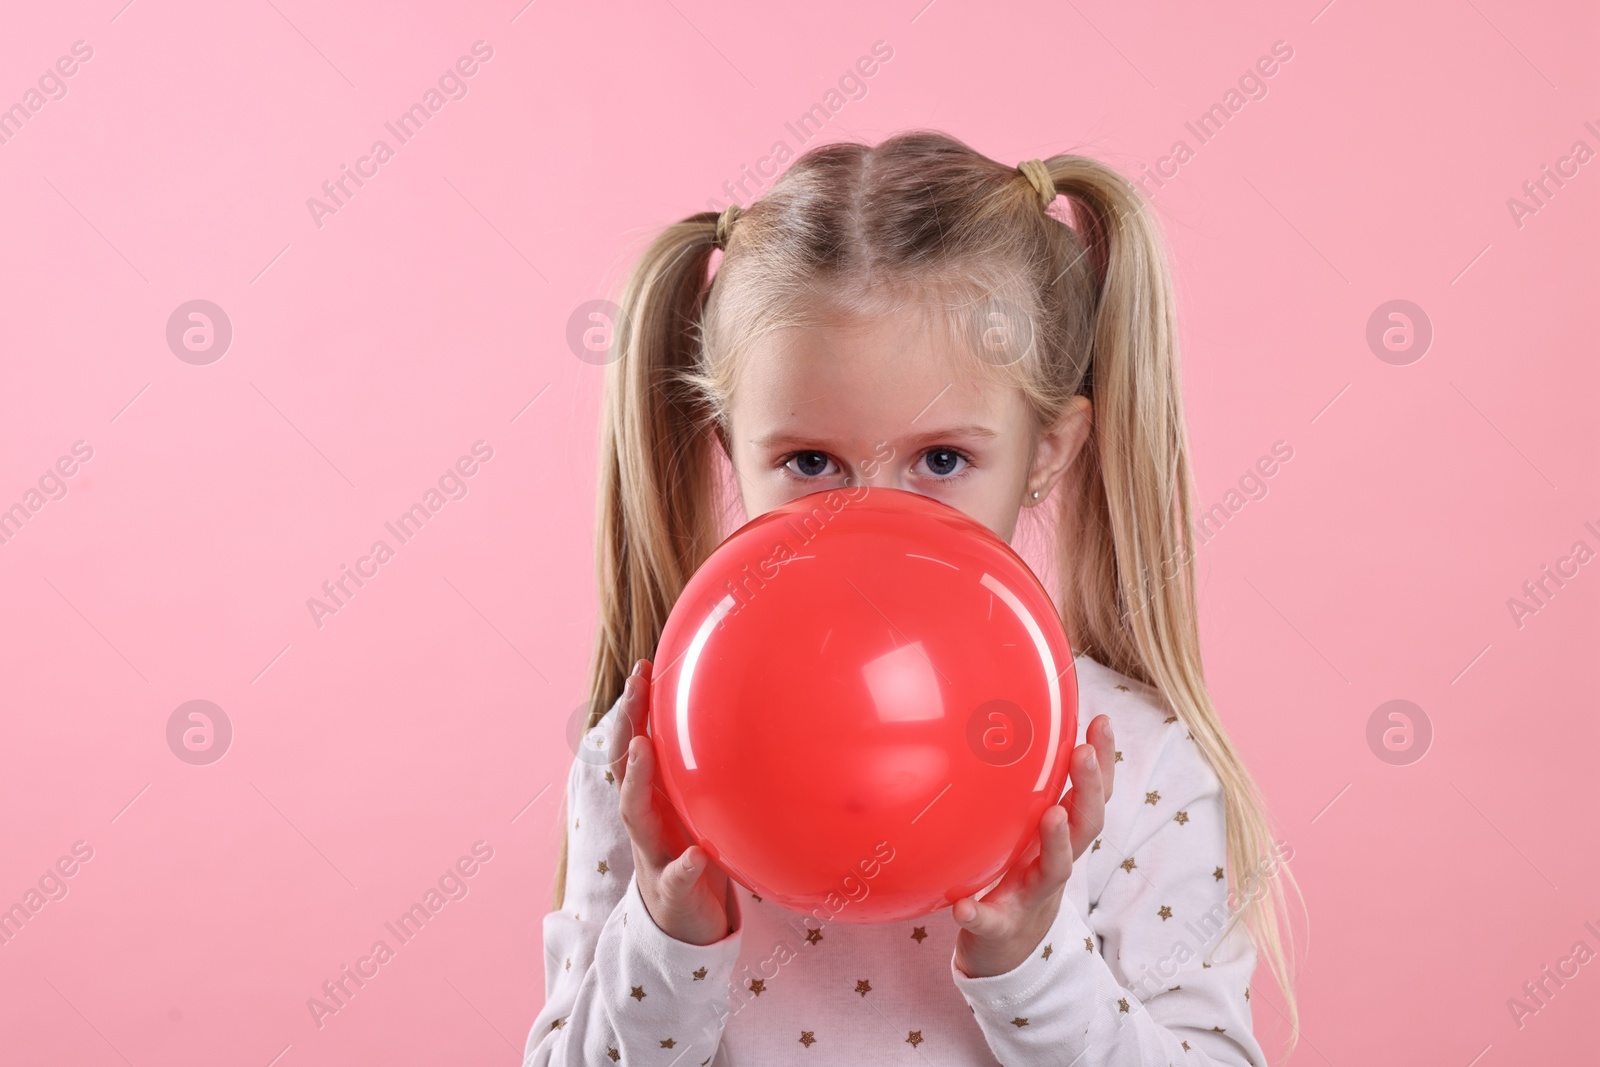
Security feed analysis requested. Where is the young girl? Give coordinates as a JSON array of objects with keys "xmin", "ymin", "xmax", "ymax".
[{"xmin": 524, "ymin": 131, "xmax": 1301, "ymax": 1066}]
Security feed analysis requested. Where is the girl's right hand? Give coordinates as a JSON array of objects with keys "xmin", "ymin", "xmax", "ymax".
[{"xmin": 613, "ymin": 658, "xmax": 736, "ymax": 946}]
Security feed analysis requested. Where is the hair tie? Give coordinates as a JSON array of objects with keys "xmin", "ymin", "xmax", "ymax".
[
  {"xmin": 1017, "ymin": 159, "xmax": 1056, "ymax": 210},
  {"xmin": 715, "ymin": 202, "xmax": 742, "ymax": 249}
]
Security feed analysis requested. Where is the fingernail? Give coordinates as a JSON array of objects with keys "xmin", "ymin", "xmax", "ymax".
[{"xmin": 1085, "ymin": 748, "xmax": 1097, "ymax": 770}]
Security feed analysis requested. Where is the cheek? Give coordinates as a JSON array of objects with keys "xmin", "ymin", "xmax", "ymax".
[
  {"xmin": 730, "ymin": 456, "xmax": 783, "ymax": 518},
  {"xmin": 931, "ymin": 479, "xmax": 1015, "ymax": 542}
]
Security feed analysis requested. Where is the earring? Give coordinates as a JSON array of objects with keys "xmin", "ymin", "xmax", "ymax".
[{"xmin": 1031, "ymin": 490, "xmax": 1041, "ymax": 501}]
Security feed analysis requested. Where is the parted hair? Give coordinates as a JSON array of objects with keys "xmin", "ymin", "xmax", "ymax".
[{"xmin": 554, "ymin": 129, "xmax": 1301, "ymax": 1056}]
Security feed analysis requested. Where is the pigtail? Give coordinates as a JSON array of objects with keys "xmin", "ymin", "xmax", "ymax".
[
  {"xmin": 551, "ymin": 213, "xmax": 730, "ymax": 910},
  {"xmin": 550, "ymin": 132, "xmax": 1301, "ymax": 1059},
  {"xmin": 1041, "ymin": 155, "xmax": 1304, "ymax": 1055}
]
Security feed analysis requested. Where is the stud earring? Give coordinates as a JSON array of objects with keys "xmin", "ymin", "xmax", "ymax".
[{"xmin": 1031, "ymin": 490, "xmax": 1041, "ymax": 500}]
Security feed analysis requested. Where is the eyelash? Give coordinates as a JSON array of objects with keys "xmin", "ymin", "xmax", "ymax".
[{"xmin": 777, "ymin": 447, "xmax": 978, "ymax": 484}]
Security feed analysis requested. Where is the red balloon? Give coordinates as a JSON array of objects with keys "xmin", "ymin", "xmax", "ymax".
[{"xmin": 648, "ymin": 486, "xmax": 1078, "ymax": 924}]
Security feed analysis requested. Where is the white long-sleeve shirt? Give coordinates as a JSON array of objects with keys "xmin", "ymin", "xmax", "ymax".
[{"xmin": 523, "ymin": 652, "xmax": 1269, "ymax": 1066}]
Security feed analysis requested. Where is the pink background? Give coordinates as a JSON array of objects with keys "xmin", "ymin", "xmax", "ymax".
[{"xmin": 1, "ymin": 0, "xmax": 1595, "ymax": 1064}]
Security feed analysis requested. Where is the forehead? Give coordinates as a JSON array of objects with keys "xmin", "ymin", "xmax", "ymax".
[{"xmin": 728, "ymin": 311, "xmax": 1019, "ymax": 445}]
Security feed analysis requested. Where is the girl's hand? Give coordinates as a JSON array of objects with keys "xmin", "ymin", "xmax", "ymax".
[
  {"xmin": 952, "ymin": 714, "xmax": 1115, "ymax": 979},
  {"xmin": 613, "ymin": 659, "xmax": 736, "ymax": 946}
]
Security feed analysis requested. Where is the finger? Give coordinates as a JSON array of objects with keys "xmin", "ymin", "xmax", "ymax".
[
  {"xmin": 963, "ymin": 809, "xmax": 1051, "ymax": 910},
  {"xmin": 985, "ymin": 802, "xmax": 1072, "ymax": 908},
  {"xmin": 1035, "ymin": 804, "xmax": 1074, "ymax": 890},
  {"xmin": 951, "ymin": 892, "xmax": 1011, "ymax": 939},
  {"xmin": 1089, "ymin": 715, "xmax": 1114, "ymax": 801},
  {"xmin": 623, "ymin": 656, "xmax": 655, "ymax": 738},
  {"xmin": 610, "ymin": 663, "xmax": 649, "ymax": 787},
  {"xmin": 973, "ymin": 850, "xmax": 1031, "ymax": 911},
  {"xmin": 658, "ymin": 843, "xmax": 711, "ymax": 906},
  {"xmin": 617, "ymin": 734, "xmax": 673, "ymax": 870},
  {"xmin": 1065, "ymin": 743, "xmax": 1107, "ymax": 859}
]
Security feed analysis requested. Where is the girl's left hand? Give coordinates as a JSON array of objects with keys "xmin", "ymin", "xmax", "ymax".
[{"xmin": 952, "ymin": 714, "xmax": 1115, "ymax": 979}]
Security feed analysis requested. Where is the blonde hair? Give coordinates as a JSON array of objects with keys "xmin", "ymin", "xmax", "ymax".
[{"xmin": 555, "ymin": 130, "xmax": 1302, "ymax": 1058}]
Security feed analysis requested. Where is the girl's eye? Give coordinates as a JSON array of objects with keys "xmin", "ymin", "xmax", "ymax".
[
  {"xmin": 778, "ymin": 447, "xmax": 975, "ymax": 482},
  {"xmin": 918, "ymin": 447, "xmax": 971, "ymax": 479},
  {"xmin": 783, "ymin": 450, "xmax": 839, "ymax": 479}
]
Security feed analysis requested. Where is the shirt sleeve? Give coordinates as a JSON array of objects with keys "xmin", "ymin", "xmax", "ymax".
[
  {"xmin": 522, "ymin": 697, "xmax": 747, "ymax": 1066},
  {"xmin": 949, "ymin": 721, "xmax": 1270, "ymax": 1067}
]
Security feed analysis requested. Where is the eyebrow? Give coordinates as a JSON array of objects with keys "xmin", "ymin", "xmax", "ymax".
[{"xmin": 752, "ymin": 424, "xmax": 1001, "ymax": 450}]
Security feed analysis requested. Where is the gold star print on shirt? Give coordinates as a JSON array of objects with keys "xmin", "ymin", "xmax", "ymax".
[{"xmin": 525, "ymin": 653, "xmax": 1268, "ymax": 1066}]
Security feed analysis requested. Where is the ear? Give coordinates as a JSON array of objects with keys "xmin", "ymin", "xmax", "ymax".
[{"xmin": 1024, "ymin": 396, "xmax": 1093, "ymax": 507}]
